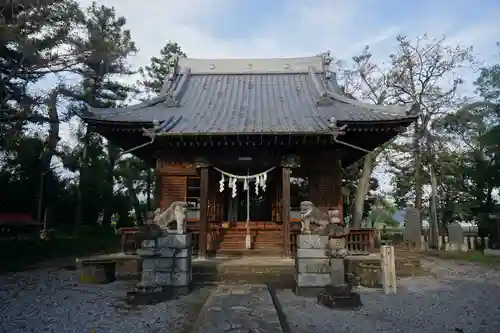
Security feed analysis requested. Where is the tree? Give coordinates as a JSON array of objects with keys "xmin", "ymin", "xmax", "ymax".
[
  {"xmin": 381, "ymin": 35, "xmax": 473, "ymax": 248},
  {"xmin": 339, "ymin": 47, "xmax": 396, "ymax": 228},
  {"xmin": 438, "ymin": 47, "xmax": 500, "ymax": 241},
  {"xmin": 341, "ymin": 163, "xmax": 380, "ymax": 226},
  {"xmin": 1, "ymin": 0, "xmax": 80, "ymax": 148},
  {"xmin": 139, "ymin": 41, "xmax": 186, "ymax": 96},
  {"xmin": 61, "ymin": 2, "xmax": 138, "ymax": 227}
]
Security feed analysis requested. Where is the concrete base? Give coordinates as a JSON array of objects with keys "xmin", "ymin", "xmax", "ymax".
[
  {"xmin": 126, "ymin": 282, "xmax": 194, "ymax": 305},
  {"xmin": 293, "ymin": 285, "xmax": 328, "ymax": 298},
  {"xmin": 484, "ymin": 249, "xmax": 500, "ymax": 256},
  {"xmin": 317, "ymin": 291, "xmax": 362, "ymax": 310}
]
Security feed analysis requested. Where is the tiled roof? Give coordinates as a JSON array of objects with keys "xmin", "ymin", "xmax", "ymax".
[{"xmin": 82, "ymin": 54, "xmax": 419, "ymax": 135}]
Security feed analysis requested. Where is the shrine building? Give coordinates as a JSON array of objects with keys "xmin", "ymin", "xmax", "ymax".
[{"xmin": 80, "ymin": 52, "xmax": 419, "ymax": 258}]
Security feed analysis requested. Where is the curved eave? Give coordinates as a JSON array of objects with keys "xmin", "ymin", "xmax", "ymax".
[
  {"xmin": 81, "ymin": 117, "xmax": 154, "ymax": 132},
  {"xmin": 82, "ymin": 116, "xmax": 154, "ymax": 130},
  {"xmin": 325, "ymin": 90, "xmax": 420, "ymax": 117},
  {"xmin": 337, "ymin": 114, "xmax": 418, "ymax": 126}
]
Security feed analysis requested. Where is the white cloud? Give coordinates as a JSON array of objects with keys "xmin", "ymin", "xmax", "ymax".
[{"xmin": 32, "ymin": 0, "xmax": 500, "ymax": 194}]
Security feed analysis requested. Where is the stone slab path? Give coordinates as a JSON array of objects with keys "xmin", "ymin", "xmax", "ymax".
[{"xmin": 193, "ymin": 284, "xmax": 284, "ymax": 333}]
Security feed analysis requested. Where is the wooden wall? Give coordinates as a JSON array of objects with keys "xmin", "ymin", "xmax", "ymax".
[
  {"xmin": 156, "ymin": 161, "xmax": 196, "ymax": 210},
  {"xmin": 300, "ymin": 152, "xmax": 343, "ymax": 217},
  {"xmin": 155, "ymin": 152, "xmax": 342, "ymax": 217}
]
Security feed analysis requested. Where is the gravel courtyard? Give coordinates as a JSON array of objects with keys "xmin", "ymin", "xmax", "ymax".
[
  {"xmin": 1, "ymin": 258, "xmax": 500, "ymax": 333},
  {"xmin": 278, "ymin": 258, "xmax": 500, "ymax": 333},
  {"xmin": 0, "ymin": 268, "xmax": 213, "ymax": 333}
]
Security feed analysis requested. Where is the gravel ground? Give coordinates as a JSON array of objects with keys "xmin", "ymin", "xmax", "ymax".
[
  {"xmin": 277, "ymin": 258, "xmax": 500, "ymax": 333},
  {"xmin": 2, "ymin": 258, "xmax": 500, "ymax": 333},
  {"xmin": 0, "ymin": 268, "xmax": 212, "ymax": 333}
]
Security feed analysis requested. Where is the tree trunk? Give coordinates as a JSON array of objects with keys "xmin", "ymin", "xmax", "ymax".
[
  {"xmin": 102, "ymin": 144, "xmax": 118, "ymax": 227},
  {"xmin": 352, "ymin": 153, "xmax": 374, "ymax": 228},
  {"xmin": 125, "ymin": 161, "xmax": 143, "ymax": 225},
  {"xmin": 37, "ymin": 91, "xmax": 59, "ymax": 225},
  {"xmin": 429, "ymin": 163, "xmax": 439, "ymax": 249},
  {"xmin": 75, "ymin": 132, "xmax": 89, "ymax": 227},
  {"xmin": 126, "ymin": 178, "xmax": 143, "ymax": 224},
  {"xmin": 413, "ymin": 123, "xmax": 423, "ymax": 228},
  {"xmin": 147, "ymin": 168, "xmax": 152, "ymax": 210}
]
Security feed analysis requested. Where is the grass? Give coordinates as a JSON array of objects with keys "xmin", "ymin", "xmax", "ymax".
[
  {"xmin": 431, "ymin": 250, "xmax": 500, "ymax": 265},
  {"xmin": 0, "ymin": 229, "xmax": 121, "ymax": 274}
]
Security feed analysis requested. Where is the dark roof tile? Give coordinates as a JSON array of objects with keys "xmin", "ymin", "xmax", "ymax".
[{"xmin": 83, "ymin": 55, "xmax": 418, "ymax": 135}]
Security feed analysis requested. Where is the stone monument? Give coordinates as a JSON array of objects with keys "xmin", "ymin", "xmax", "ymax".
[
  {"xmin": 127, "ymin": 202, "xmax": 193, "ymax": 305},
  {"xmin": 447, "ymin": 222, "xmax": 465, "ymax": 252},
  {"xmin": 403, "ymin": 204, "xmax": 421, "ymax": 249},
  {"xmin": 294, "ymin": 202, "xmax": 361, "ymax": 309}
]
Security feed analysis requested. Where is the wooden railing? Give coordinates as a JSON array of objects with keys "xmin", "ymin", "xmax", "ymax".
[
  {"xmin": 290, "ymin": 225, "xmax": 375, "ymax": 257},
  {"xmin": 122, "ymin": 221, "xmax": 375, "ymax": 257},
  {"xmin": 347, "ymin": 228, "xmax": 375, "ymax": 254}
]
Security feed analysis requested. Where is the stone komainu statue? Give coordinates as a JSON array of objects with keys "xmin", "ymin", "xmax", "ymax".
[
  {"xmin": 153, "ymin": 201, "xmax": 188, "ymax": 234},
  {"xmin": 300, "ymin": 201, "xmax": 344, "ymax": 235}
]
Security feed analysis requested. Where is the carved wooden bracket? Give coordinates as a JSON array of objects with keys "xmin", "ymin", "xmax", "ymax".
[
  {"xmin": 326, "ymin": 117, "xmax": 347, "ymax": 139},
  {"xmin": 195, "ymin": 158, "xmax": 210, "ymax": 168},
  {"xmin": 281, "ymin": 154, "xmax": 300, "ymax": 168}
]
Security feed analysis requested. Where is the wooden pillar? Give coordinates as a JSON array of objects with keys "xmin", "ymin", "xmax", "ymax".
[
  {"xmin": 281, "ymin": 155, "xmax": 300, "ymax": 258},
  {"xmin": 197, "ymin": 159, "xmax": 210, "ymax": 259},
  {"xmin": 380, "ymin": 245, "xmax": 397, "ymax": 295},
  {"xmin": 154, "ymin": 160, "xmax": 162, "ymax": 210},
  {"xmin": 282, "ymin": 166, "xmax": 291, "ymax": 258}
]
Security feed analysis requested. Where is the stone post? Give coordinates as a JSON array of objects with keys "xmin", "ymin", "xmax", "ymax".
[{"xmin": 380, "ymin": 245, "xmax": 396, "ymax": 295}]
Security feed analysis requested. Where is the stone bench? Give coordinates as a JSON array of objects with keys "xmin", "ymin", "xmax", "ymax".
[{"xmin": 78, "ymin": 259, "xmax": 116, "ymax": 284}]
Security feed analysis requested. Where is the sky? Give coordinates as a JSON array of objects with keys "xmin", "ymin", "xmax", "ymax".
[
  {"xmin": 50, "ymin": 0, "xmax": 500, "ymax": 190},
  {"xmin": 75, "ymin": 0, "xmax": 500, "ymax": 65}
]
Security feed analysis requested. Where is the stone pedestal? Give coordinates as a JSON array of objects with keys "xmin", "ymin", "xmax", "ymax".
[
  {"xmin": 294, "ymin": 234, "xmax": 346, "ymax": 297},
  {"xmin": 128, "ymin": 233, "xmax": 193, "ymax": 305}
]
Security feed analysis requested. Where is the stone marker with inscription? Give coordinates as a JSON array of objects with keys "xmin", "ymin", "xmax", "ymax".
[
  {"xmin": 403, "ymin": 205, "xmax": 421, "ymax": 249},
  {"xmin": 447, "ymin": 222, "xmax": 465, "ymax": 252}
]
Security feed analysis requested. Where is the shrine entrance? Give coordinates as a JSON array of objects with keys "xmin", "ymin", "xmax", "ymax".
[
  {"xmin": 223, "ymin": 179, "xmax": 274, "ymax": 222},
  {"xmin": 212, "ymin": 165, "xmax": 283, "ymax": 254}
]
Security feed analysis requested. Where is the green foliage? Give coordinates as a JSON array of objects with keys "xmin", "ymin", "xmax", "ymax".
[
  {"xmin": 341, "ymin": 164, "xmax": 380, "ymax": 224},
  {"xmin": 0, "ymin": 230, "xmax": 120, "ymax": 273},
  {"xmin": 139, "ymin": 41, "xmax": 186, "ymax": 95},
  {"xmin": 0, "ymin": 1, "xmax": 156, "ymax": 239}
]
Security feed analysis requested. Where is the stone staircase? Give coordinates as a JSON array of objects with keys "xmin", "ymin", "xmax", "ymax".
[
  {"xmin": 215, "ymin": 226, "xmax": 285, "ymax": 257},
  {"xmin": 192, "ymin": 257, "xmax": 295, "ymax": 289}
]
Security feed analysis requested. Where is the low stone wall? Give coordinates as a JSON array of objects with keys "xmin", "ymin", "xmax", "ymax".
[
  {"xmin": 345, "ymin": 256, "xmax": 421, "ymax": 278},
  {"xmin": 420, "ymin": 235, "xmax": 489, "ymax": 252}
]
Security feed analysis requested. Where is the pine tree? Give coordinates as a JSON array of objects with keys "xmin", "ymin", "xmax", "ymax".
[
  {"xmin": 61, "ymin": 2, "xmax": 138, "ymax": 227},
  {"xmin": 139, "ymin": 41, "xmax": 186, "ymax": 96}
]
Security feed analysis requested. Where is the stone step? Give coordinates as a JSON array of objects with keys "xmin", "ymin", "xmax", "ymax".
[
  {"xmin": 216, "ymin": 249, "xmax": 284, "ymax": 257},
  {"xmin": 191, "ymin": 284, "xmax": 285, "ymax": 333},
  {"xmin": 218, "ymin": 243, "xmax": 284, "ymax": 250},
  {"xmin": 192, "ymin": 264, "xmax": 293, "ymax": 274}
]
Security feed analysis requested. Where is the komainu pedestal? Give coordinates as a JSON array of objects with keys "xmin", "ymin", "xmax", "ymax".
[
  {"xmin": 294, "ymin": 234, "xmax": 335, "ymax": 297},
  {"xmin": 294, "ymin": 201, "xmax": 362, "ymax": 309},
  {"xmin": 128, "ymin": 233, "xmax": 193, "ymax": 305}
]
